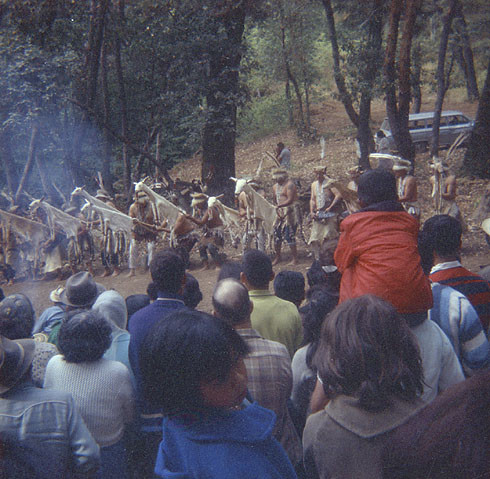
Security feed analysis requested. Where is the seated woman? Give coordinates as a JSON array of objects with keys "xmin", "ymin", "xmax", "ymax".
[
  {"xmin": 140, "ymin": 309, "xmax": 298, "ymax": 479},
  {"xmin": 44, "ymin": 310, "xmax": 134, "ymax": 479},
  {"xmin": 303, "ymin": 295, "xmax": 426, "ymax": 479}
]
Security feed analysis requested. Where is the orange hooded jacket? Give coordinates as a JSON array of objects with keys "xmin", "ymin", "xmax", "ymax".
[{"xmin": 334, "ymin": 210, "xmax": 433, "ymax": 314}]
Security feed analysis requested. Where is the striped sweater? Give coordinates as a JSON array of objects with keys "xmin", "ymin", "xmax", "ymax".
[
  {"xmin": 430, "ymin": 261, "xmax": 490, "ymax": 333},
  {"xmin": 429, "ymin": 282, "xmax": 489, "ymax": 375}
]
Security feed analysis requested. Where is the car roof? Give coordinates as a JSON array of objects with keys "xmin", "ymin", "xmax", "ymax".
[{"xmin": 383, "ymin": 110, "xmax": 468, "ymax": 121}]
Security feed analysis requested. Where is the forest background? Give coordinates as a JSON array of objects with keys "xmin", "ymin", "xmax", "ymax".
[{"xmin": 1, "ymin": 0, "xmax": 489, "ymax": 209}]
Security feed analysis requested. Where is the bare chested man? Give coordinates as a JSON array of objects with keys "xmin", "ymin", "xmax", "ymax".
[
  {"xmin": 393, "ymin": 158, "xmax": 420, "ymax": 219},
  {"xmin": 186, "ymin": 193, "xmax": 225, "ymax": 270},
  {"xmin": 272, "ymin": 169, "xmax": 299, "ymax": 265},
  {"xmin": 430, "ymin": 160, "xmax": 463, "ymax": 227},
  {"xmin": 308, "ymin": 165, "xmax": 342, "ymax": 261},
  {"xmin": 236, "ymin": 182, "xmax": 266, "ymax": 252},
  {"xmin": 172, "ymin": 212, "xmax": 199, "ymax": 255},
  {"xmin": 127, "ymin": 191, "xmax": 158, "ymax": 277}
]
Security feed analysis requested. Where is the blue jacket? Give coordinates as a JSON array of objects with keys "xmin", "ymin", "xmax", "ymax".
[
  {"xmin": 154, "ymin": 402, "xmax": 297, "ymax": 479},
  {"xmin": 0, "ymin": 381, "xmax": 100, "ymax": 478},
  {"xmin": 128, "ymin": 293, "xmax": 187, "ymax": 431}
]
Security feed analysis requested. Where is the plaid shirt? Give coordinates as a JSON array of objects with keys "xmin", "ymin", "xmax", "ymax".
[{"xmin": 238, "ymin": 328, "xmax": 302, "ymax": 466}]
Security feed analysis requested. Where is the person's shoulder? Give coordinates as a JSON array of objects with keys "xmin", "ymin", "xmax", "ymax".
[{"xmin": 253, "ymin": 335, "xmax": 290, "ymax": 358}]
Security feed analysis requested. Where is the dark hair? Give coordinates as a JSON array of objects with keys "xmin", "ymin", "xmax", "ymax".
[
  {"xmin": 419, "ymin": 215, "xmax": 462, "ymax": 272},
  {"xmin": 382, "ymin": 369, "xmax": 490, "ymax": 479},
  {"xmin": 314, "ymin": 295, "xmax": 423, "ymax": 412},
  {"xmin": 150, "ymin": 249, "xmax": 185, "ymax": 294},
  {"xmin": 306, "ymin": 261, "xmax": 327, "ymax": 288},
  {"xmin": 0, "ymin": 293, "xmax": 35, "ymax": 340},
  {"xmin": 140, "ymin": 310, "xmax": 249, "ymax": 414},
  {"xmin": 242, "ymin": 249, "xmax": 273, "ymax": 289},
  {"xmin": 301, "ymin": 289, "xmax": 338, "ymax": 369},
  {"xmin": 146, "ymin": 282, "xmax": 158, "ymax": 301},
  {"xmin": 212, "ymin": 278, "xmax": 251, "ymax": 325},
  {"xmin": 306, "ymin": 261, "xmax": 341, "ymax": 295},
  {"xmin": 58, "ymin": 310, "xmax": 112, "ymax": 363},
  {"xmin": 218, "ymin": 261, "xmax": 242, "ymax": 282},
  {"xmin": 182, "ymin": 274, "xmax": 202, "ymax": 309},
  {"xmin": 0, "ymin": 288, "xmax": 4, "ymax": 302},
  {"xmin": 274, "ymin": 271, "xmax": 305, "ymax": 306},
  {"xmin": 277, "ymin": 142, "xmax": 285, "ymax": 150},
  {"xmin": 357, "ymin": 169, "xmax": 397, "ymax": 206},
  {"xmin": 125, "ymin": 294, "xmax": 150, "ymax": 319}
]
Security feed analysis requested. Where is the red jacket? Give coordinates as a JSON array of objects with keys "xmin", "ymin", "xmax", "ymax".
[{"xmin": 334, "ymin": 210, "xmax": 432, "ymax": 314}]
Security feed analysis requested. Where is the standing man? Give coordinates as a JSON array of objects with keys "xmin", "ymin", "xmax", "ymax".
[
  {"xmin": 127, "ymin": 190, "xmax": 158, "ymax": 277},
  {"xmin": 276, "ymin": 142, "xmax": 291, "ymax": 170},
  {"xmin": 128, "ymin": 249, "xmax": 188, "ymax": 479},
  {"xmin": 393, "ymin": 158, "xmax": 420, "ymax": 219},
  {"xmin": 272, "ymin": 169, "xmax": 300, "ymax": 265},
  {"xmin": 236, "ymin": 181, "xmax": 266, "ymax": 252},
  {"xmin": 186, "ymin": 193, "xmax": 225, "ymax": 270},
  {"xmin": 308, "ymin": 165, "xmax": 342, "ymax": 260},
  {"xmin": 95, "ymin": 189, "xmax": 122, "ymax": 277},
  {"xmin": 422, "ymin": 214, "xmax": 490, "ymax": 334},
  {"xmin": 212, "ymin": 278, "xmax": 302, "ymax": 470},
  {"xmin": 240, "ymin": 249, "xmax": 303, "ymax": 358}
]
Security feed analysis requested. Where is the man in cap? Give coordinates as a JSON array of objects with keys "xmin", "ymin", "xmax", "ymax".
[
  {"xmin": 186, "ymin": 193, "xmax": 225, "ymax": 270},
  {"xmin": 127, "ymin": 190, "xmax": 158, "ymax": 277},
  {"xmin": 308, "ymin": 165, "xmax": 342, "ymax": 261},
  {"xmin": 272, "ymin": 169, "xmax": 300, "ymax": 265},
  {"xmin": 47, "ymin": 271, "xmax": 104, "ymax": 345},
  {"xmin": 0, "ymin": 335, "xmax": 100, "ymax": 477},
  {"xmin": 393, "ymin": 158, "xmax": 420, "ymax": 219}
]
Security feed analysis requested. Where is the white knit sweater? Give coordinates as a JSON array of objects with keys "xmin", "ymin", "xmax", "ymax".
[{"xmin": 44, "ymin": 355, "xmax": 135, "ymax": 447}]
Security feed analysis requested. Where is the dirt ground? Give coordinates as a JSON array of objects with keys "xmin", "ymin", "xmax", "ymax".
[{"xmin": 3, "ymin": 96, "xmax": 489, "ymax": 316}]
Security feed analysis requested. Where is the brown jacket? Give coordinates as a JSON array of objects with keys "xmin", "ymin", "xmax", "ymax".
[{"xmin": 303, "ymin": 395, "xmax": 425, "ymax": 479}]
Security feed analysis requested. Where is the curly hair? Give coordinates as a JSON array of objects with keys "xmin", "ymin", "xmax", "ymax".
[
  {"xmin": 58, "ymin": 310, "xmax": 112, "ymax": 363},
  {"xmin": 0, "ymin": 293, "xmax": 35, "ymax": 340},
  {"xmin": 314, "ymin": 295, "xmax": 423, "ymax": 412}
]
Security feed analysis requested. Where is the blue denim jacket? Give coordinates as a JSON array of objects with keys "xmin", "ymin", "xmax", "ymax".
[{"xmin": 0, "ymin": 380, "xmax": 100, "ymax": 478}]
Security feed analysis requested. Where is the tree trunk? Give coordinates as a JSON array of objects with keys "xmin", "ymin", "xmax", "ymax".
[
  {"xmin": 15, "ymin": 124, "xmax": 39, "ymax": 204},
  {"xmin": 431, "ymin": 0, "xmax": 457, "ymax": 158},
  {"xmin": 463, "ymin": 59, "xmax": 490, "ymax": 178},
  {"xmin": 384, "ymin": 0, "xmax": 420, "ymax": 163},
  {"xmin": 454, "ymin": 2, "xmax": 479, "ymax": 101},
  {"xmin": 201, "ymin": 3, "xmax": 246, "ymax": 197},
  {"xmin": 279, "ymin": 4, "xmax": 306, "ymax": 135},
  {"xmin": 321, "ymin": 0, "xmax": 359, "ymax": 127},
  {"xmin": 101, "ymin": 39, "xmax": 113, "ymax": 193},
  {"xmin": 357, "ymin": 0, "xmax": 384, "ymax": 169},
  {"xmin": 285, "ymin": 79, "xmax": 294, "ymax": 126},
  {"xmin": 115, "ymin": 0, "xmax": 132, "ymax": 205},
  {"xmin": 0, "ymin": 128, "xmax": 19, "ymax": 196}
]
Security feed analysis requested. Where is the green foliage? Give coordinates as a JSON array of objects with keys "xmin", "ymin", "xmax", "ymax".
[{"xmin": 237, "ymin": 91, "xmax": 290, "ymax": 142}]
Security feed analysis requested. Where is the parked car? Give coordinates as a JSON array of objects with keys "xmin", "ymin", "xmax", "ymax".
[{"xmin": 376, "ymin": 110, "xmax": 474, "ymax": 152}]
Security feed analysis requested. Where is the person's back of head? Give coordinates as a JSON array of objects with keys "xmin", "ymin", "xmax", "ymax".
[
  {"xmin": 357, "ymin": 169, "xmax": 398, "ymax": 207},
  {"xmin": 241, "ymin": 249, "xmax": 273, "ymax": 290},
  {"xmin": 150, "ymin": 249, "xmax": 186, "ymax": 295},
  {"xmin": 218, "ymin": 261, "xmax": 242, "ymax": 281},
  {"xmin": 183, "ymin": 274, "xmax": 203, "ymax": 309},
  {"xmin": 140, "ymin": 309, "xmax": 249, "ymax": 415},
  {"xmin": 146, "ymin": 282, "xmax": 159, "ymax": 301},
  {"xmin": 0, "ymin": 293, "xmax": 35, "ymax": 339},
  {"xmin": 419, "ymin": 215, "xmax": 462, "ymax": 271},
  {"xmin": 92, "ymin": 290, "xmax": 128, "ymax": 331},
  {"xmin": 314, "ymin": 295, "xmax": 423, "ymax": 412},
  {"xmin": 125, "ymin": 294, "xmax": 150, "ymax": 319},
  {"xmin": 273, "ymin": 271, "xmax": 305, "ymax": 308},
  {"xmin": 212, "ymin": 278, "xmax": 252, "ymax": 327},
  {"xmin": 58, "ymin": 310, "xmax": 112, "ymax": 363}
]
